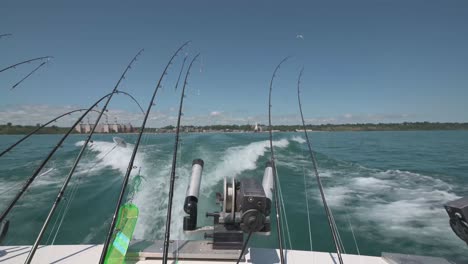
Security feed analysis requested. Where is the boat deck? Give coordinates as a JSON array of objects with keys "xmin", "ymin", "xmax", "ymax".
[{"xmin": 0, "ymin": 241, "xmax": 452, "ymax": 264}]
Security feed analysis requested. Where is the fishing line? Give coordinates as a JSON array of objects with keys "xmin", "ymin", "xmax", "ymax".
[
  {"xmin": 266, "ymin": 57, "xmax": 289, "ymax": 264},
  {"xmin": 51, "ymin": 138, "xmax": 127, "ymax": 244},
  {"xmin": 199, "ymin": 54, "xmax": 204, "ymax": 73},
  {"xmin": 137, "ymin": 55, "xmax": 187, "ymax": 157},
  {"xmin": 50, "ymin": 143, "xmax": 119, "ymax": 245},
  {"xmin": 299, "ymin": 144, "xmax": 314, "ymax": 251},
  {"xmin": 0, "ymin": 182, "xmax": 24, "ymax": 197},
  {"xmin": 162, "ymin": 53, "xmax": 200, "ymax": 264},
  {"xmin": 0, "ymin": 34, "xmax": 12, "ymax": 39},
  {"xmin": 0, "ymin": 91, "xmax": 133, "ymax": 247},
  {"xmin": 174, "ymin": 56, "xmax": 187, "ymax": 91},
  {"xmin": 24, "ymin": 49, "xmax": 144, "ymax": 264},
  {"xmin": 174, "ymin": 56, "xmax": 189, "ymax": 180},
  {"xmin": 45, "ymin": 132, "xmax": 114, "ymax": 245},
  {"xmin": 128, "ymin": 168, "xmax": 144, "ymax": 204},
  {"xmin": 275, "ymin": 165, "xmax": 293, "ymax": 250},
  {"xmin": 296, "ymin": 68, "xmax": 344, "ymax": 263},
  {"xmin": 0, "ymin": 89, "xmax": 145, "ymax": 245},
  {"xmin": 0, "ymin": 168, "xmax": 54, "ymax": 197},
  {"xmin": 10, "ymin": 60, "xmax": 49, "ymax": 90},
  {"xmin": 51, "ymin": 142, "xmax": 121, "ymax": 244},
  {"xmin": 175, "ymin": 237, "xmax": 179, "ymax": 264},
  {"xmin": 129, "ymin": 54, "xmax": 190, "ymax": 224},
  {"xmin": 0, "ymin": 108, "xmax": 109, "ymax": 158},
  {"xmin": 0, "ymin": 56, "xmax": 52, "ymax": 73},
  {"xmin": 115, "ymin": 91, "xmax": 146, "ymax": 115},
  {"xmin": 329, "ymin": 209, "xmax": 346, "ymax": 254},
  {"xmin": 345, "ymin": 213, "xmax": 361, "ymax": 256},
  {"xmin": 174, "ymin": 54, "xmax": 188, "ymax": 193},
  {"xmin": 236, "ymin": 231, "xmax": 253, "ymax": 264},
  {"xmin": 98, "ymin": 41, "xmax": 191, "ymax": 264}
]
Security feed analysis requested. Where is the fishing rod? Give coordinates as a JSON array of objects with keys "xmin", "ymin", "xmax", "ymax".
[
  {"xmin": 24, "ymin": 49, "xmax": 144, "ymax": 264},
  {"xmin": 174, "ymin": 56, "xmax": 187, "ymax": 91},
  {"xmin": 0, "ymin": 92, "xmax": 112, "ymax": 244},
  {"xmin": 1, "ymin": 56, "xmax": 53, "ymax": 90},
  {"xmin": 0, "ymin": 56, "xmax": 52, "ymax": 73},
  {"xmin": 98, "ymin": 41, "xmax": 190, "ymax": 264},
  {"xmin": 0, "ymin": 34, "xmax": 12, "ymax": 39},
  {"xmin": 47, "ymin": 137, "xmax": 128, "ymax": 246},
  {"xmin": 266, "ymin": 57, "xmax": 289, "ymax": 264},
  {"xmin": 0, "ymin": 93, "xmax": 114, "ymax": 221},
  {"xmin": 0, "ymin": 89, "xmax": 145, "ymax": 158},
  {"xmin": 0, "ymin": 109, "xmax": 106, "ymax": 158},
  {"xmin": 0, "ymin": 91, "xmax": 142, "ymax": 242},
  {"xmin": 162, "ymin": 54, "xmax": 199, "ymax": 264},
  {"xmin": 0, "ymin": 87, "xmax": 144, "ymax": 231},
  {"xmin": 115, "ymin": 90, "xmax": 146, "ymax": 115},
  {"xmin": 296, "ymin": 68, "xmax": 344, "ymax": 263},
  {"xmin": 10, "ymin": 61, "xmax": 48, "ymax": 90},
  {"xmin": 236, "ymin": 231, "xmax": 253, "ymax": 264}
]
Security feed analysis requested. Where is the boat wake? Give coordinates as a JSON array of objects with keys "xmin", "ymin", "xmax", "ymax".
[
  {"xmin": 132, "ymin": 138, "xmax": 290, "ymax": 240},
  {"xmin": 80, "ymin": 136, "xmax": 461, "ymax": 254}
]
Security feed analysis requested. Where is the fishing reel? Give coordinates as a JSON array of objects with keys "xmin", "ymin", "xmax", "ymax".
[
  {"xmin": 445, "ymin": 196, "xmax": 468, "ymax": 245},
  {"xmin": 182, "ymin": 159, "xmax": 274, "ymax": 250}
]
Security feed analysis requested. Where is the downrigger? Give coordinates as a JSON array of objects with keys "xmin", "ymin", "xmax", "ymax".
[{"xmin": 182, "ymin": 159, "xmax": 274, "ymax": 250}]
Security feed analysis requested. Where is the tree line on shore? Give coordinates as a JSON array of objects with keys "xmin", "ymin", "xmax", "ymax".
[{"xmin": 1, "ymin": 122, "xmax": 468, "ymax": 135}]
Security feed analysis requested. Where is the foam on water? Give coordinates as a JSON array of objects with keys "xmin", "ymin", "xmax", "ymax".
[
  {"xmin": 74, "ymin": 140, "xmax": 143, "ymax": 179},
  {"xmin": 203, "ymin": 138, "xmax": 289, "ymax": 190},
  {"xmin": 1, "ymin": 140, "xmax": 139, "ymax": 201},
  {"xmin": 319, "ymin": 166, "xmax": 460, "ymax": 246},
  {"xmin": 132, "ymin": 138, "xmax": 290, "ymax": 240},
  {"xmin": 0, "ymin": 165, "xmax": 59, "ymax": 203},
  {"xmin": 2, "ymin": 132, "xmax": 466, "ymax": 261},
  {"xmin": 291, "ymin": 135, "xmax": 306, "ymax": 144}
]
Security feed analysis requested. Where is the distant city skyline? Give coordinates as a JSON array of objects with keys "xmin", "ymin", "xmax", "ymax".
[{"xmin": 1, "ymin": 0, "xmax": 467, "ymax": 126}]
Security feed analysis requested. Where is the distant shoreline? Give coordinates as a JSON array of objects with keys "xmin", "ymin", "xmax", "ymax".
[{"xmin": 1, "ymin": 122, "xmax": 467, "ymax": 135}]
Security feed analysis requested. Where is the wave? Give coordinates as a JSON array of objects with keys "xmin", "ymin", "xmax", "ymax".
[
  {"xmin": 60, "ymin": 137, "xmax": 467, "ymax": 253},
  {"xmin": 203, "ymin": 138, "xmax": 289, "ymax": 190},
  {"xmin": 319, "ymin": 166, "xmax": 460, "ymax": 246},
  {"xmin": 291, "ymin": 135, "xmax": 306, "ymax": 144},
  {"xmin": 132, "ymin": 138, "xmax": 290, "ymax": 240},
  {"xmin": 75, "ymin": 140, "xmax": 143, "ymax": 177}
]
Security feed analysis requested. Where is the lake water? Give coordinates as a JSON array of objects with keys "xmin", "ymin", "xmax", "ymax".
[{"xmin": 0, "ymin": 131, "xmax": 467, "ymax": 263}]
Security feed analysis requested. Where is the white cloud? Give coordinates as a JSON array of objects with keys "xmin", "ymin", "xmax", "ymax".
[
  {"xmin": 0, "ymin": 104, "xmax": 417, "ymax": 127},
  {"xmin": 0, "ymin": 105, "xmax": 148, "ymax": 127},
  {"xmin": 210, "ymin": 111, "xmax": 222, "ymax": 116}
]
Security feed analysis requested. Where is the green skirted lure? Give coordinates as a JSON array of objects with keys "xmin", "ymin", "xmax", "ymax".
[
  {"xmin": 128, "ymin": 172, "xmax": 145, "ymax": 202},
  {"xmin": 131, "ymin": 174, "xmax": 144, "ymax": 194},
  {"xmin": 104, "ymin": 171, "xmax": 144, "ymax": 264},
  {"xmin": 104, "ymin": 203, "xmax": 139, "ymax": 264}
]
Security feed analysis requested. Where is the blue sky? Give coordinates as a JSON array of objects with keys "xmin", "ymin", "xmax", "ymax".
[{"xmin": 1, "ymin": 0, "xmax": 467, "ymax": 127}]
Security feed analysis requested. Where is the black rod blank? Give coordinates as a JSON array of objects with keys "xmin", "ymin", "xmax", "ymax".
[
  {"xmin": 0, "ymin": 56, "xmax": 52, "ymax": 73},
  {"xmin": 98, "ymin": 41, "xmax": 190, "ymax": 264},
  {"xmin": 162, "ymin": 54, "xmax": 199, "ymax": 264},
  {"xmin": 296, "ymin": 68, "xmax": 344, "ymax": 264},
  {"xmin": 267, "ymin": 57, "xmax": 289, "ymax": 264},
  {"xmin": 24, "ymin": 49, "xmax": 144, "ymax": 264},
  {"xmin": 0, "ymin": 108, "xmax": 104, "ymax": 158},
  {"xmin": 0, "ymin": 92, "xmax": 113, "ymax": 226}
]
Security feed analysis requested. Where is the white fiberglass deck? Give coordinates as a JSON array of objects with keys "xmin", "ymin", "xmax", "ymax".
[
  {"xmin": 0, "ymin": 244, "xmax": 384, "ymax": 264},
  {"xmin": 0, "ymin": 242, "xmax": 452, "ymax": 264}
]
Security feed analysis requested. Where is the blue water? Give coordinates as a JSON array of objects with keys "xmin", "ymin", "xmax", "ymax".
[{"xmin": 0, "ymin": 131, "xmax": 467, "ymax": 263}]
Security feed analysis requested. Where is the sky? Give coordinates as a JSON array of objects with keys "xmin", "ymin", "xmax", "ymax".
[{"xmin": 1, "ymin": 0, "xmax": 467, "ymax": 127}]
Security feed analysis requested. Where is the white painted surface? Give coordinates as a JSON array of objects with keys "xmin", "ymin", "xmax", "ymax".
[
  {"xmin": 0, "ymin": 245, "xmax": 103, "ymax": 264},
  {"xmin": 0, "ymin": 245, "xmax": 389, "ymax": 264}
]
